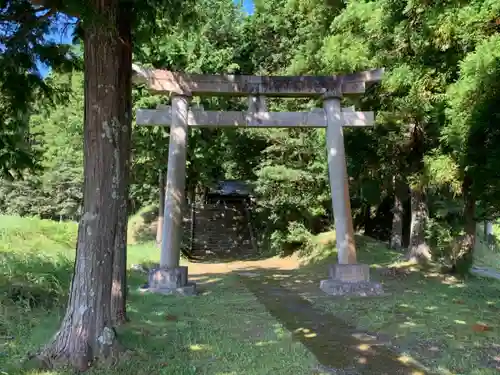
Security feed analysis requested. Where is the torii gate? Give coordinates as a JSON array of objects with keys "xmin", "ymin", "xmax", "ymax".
[{"xmin": 133, "ymin": 65, "xmax": 384, "ymax": 296}]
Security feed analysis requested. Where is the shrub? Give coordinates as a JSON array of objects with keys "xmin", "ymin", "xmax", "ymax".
[
  {"xmin": 0, "ymin": 216, "xmax": 75, "ymax": 310},
  {"xmin": 128, "ymin": 204, "xmax": 159, "ymax": 244},
  {"xmin": 269, "ymin": 221, "xmax": 314, "ymax": 256}
]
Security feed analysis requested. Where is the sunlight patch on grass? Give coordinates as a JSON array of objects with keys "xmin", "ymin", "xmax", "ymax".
[
  {"xmin": 290, "ymin": 232, "xmax": 500, "ymax": 375},
  {"xmin": 297, "ymin": 230, "xmax": 337, "ymax": 266},
  {"xmin": 101, "ymin": 275, "xmax": 319, "ymax": 375},
  {"xmin": 0, "ymin": 215, "xmax": 321, "ymax": 375},
  {"xmin": 297, "ymin": 231, "xmax": 403, "ymax": 270}
]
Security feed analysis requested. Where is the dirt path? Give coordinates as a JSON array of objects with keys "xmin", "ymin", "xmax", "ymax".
[
  {"xmin": 188, "ymin": 257, "xmax": 430, "ymax": 374},
  {"xmin": 187, "ymin": 254, "xmax": 302, "ymax": 275}
]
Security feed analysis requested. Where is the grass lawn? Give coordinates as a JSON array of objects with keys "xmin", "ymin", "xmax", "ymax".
[
  {"xmin": 2, "ymin": 215, "xmax": 500, "ymax": 374},
  {"xmin": 0, "ymin": 215, "xmax": 322, "ymax": 375},
  {"xmin": 278, "ymin": 233, "xmax": 500, "ymax": 375}
]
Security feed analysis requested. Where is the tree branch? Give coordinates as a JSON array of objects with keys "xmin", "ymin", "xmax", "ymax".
[{"xmin": 29, "ymin": 0, "xmax": 80, "ymax": 18}]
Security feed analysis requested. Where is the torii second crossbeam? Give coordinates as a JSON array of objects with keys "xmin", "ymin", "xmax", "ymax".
[{"xmin": 136, "ymin": 106, "xmax": 374, "ymax": 128}]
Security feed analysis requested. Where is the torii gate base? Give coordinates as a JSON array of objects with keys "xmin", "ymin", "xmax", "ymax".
[
  {"xmin": 146, "ymin": 265, "xmax": 196, "ymax": 296},
  {"xmin": 133, "ymin": 66, "xmax": 385, "ymax": 297},
  {"xmin": 320, "ymin": 264, "xmax": 383, "ymax": 297}
]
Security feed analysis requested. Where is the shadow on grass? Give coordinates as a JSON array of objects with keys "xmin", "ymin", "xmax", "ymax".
[
  {"xmin": 4, "ymin": 234, "xmax": 500, "ymax": 375},
  {"xmin": 3, "ymin": 267, "xmax": 322, "ymax": 375},
  {"xmin": 236, "ymin": 239, "xmax": 500, "ymax": 375},
  {"xmin": 120, "ymin": 267, "xmax": 431, "ymax": 375},
  {"xmin": 232, "ymin": 267, "xmax": 429, "ymax": 375},
  {"xmin": 103, "ymin": 270, "xmax": 327, "ymax": 375}
]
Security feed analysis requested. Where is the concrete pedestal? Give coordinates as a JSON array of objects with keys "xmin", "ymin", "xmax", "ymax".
[
  {"xmin": 142, "ymin": 266, "xmax": 196, "ymax": 296},
  {"xmin": 328, "ymin": 264, "xmax": 370, "ymax": 282},
  {"xmin": 320, "ymin": 264, "xmax": 384, "ymax": 297}
]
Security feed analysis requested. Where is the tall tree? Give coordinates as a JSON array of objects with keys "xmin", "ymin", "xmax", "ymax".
[
  {"xmin": 445, "ymin": 34, "xmax": 500, "ymax": 273},
  {"xmin": 111, "ymin": 1, "xmax": 133, "ymax": 326},
  {"xmin": 0, "ymin": 1, "xmax": 75, "ymax": 177},
  {"xmin": 390, "ymin": 176, "xmax": 407, "ymax": 251},
  {"xmin": 131, "ymin": 0, "xmax": 250, "ymax": 208},
  {"xmin": 36, "ymin": 0, "xmax": 127, "ymax": 368},
  {"xmin": 315, "ymin": 0, "xmax": 500, "ymax": 263}
]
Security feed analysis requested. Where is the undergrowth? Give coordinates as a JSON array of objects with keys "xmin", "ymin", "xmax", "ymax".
[{"xmin": 0, "ymin": 215, "xmax": 321, "ymax": 375}]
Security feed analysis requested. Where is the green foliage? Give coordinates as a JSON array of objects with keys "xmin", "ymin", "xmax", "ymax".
[
  {"xmin": 425, "ymin": 217, "xmax": 459, "ymax": 261},
  {"xmin": 253, "ymin": 128, "xmax": 331, "ymax": 247},
  {"xmin": 4, "ymin": 0, "xmax": 500, "ymax": 270},
  {"xmin": 0, "ymin": 215, "xmax": 76, "ymax": 309},
  {"xmin": 0, "ymin": 72, "xmax": 83, "ymax": 220},
  {"xmin": 0, "ymin": 3, "xmax": 77, "ymax": 176},
  {"xmin": 446, "ymin": 35, "xmax": 500, "ymax": 219},
  {"xmin": 127, "ymin": 204, "xmax": 158, "ymax": 244},
  {"xmin": 138, "ymin": 0, "xmax": 245, "ymax": 73},
  {"xmin": 244, "ymin": 0, "xmax": 341, "ymax": 75}
]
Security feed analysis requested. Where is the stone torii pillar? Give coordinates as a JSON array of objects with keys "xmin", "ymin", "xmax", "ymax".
[
  {"xmin": 319, "ymin": 91, "xmax": 384, "ymax": 296},
  {"xmin": 324, "ymin": 91, "xmax": 357, "ymax": 265},
  {"xmin": 162, "ymin": 95, "xmax": 190, "ymax": 268},
  {"xmin": 148, "ymin": 94, "xmax": 196, "ymax": 296},
  {"xmin": 132, "ymin": 65, "xmax": 385, "ymax": 297}
]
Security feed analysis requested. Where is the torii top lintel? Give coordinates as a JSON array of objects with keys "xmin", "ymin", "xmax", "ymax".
[{"xmin": 132, "ymin": 64, "xmax": 384, "ymax": 98}]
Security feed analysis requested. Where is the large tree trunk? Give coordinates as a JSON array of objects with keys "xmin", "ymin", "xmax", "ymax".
[
  {"xmin": 451, "ymin": 176, "xmax": 476, "ymax": 274},
  {"xmin": 407, "ymin": 186, "xmax": 431, "ymax": 263},
  {"xmin": 111, "ymin": 2, "xmax": 133, "ymax": 326},
  {"xmin": 390, "ymin": 178, "xmax": 407, "ymax": 251},
  {"xmin": 39, "ymin": 0, "xmax": 124, "ymax": 369},
  {"xmin": 156, "ymin": 170, "xmax": 165, "ymax": 246}
]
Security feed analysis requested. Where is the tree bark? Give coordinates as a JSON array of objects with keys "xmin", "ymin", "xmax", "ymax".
[
  {"xmin": 390, "ymin": 178, "xmax": 407, "ymax": 251},
  {"xmin": 451, "ymin": 176, "xmax": 476, "ymax": 274},
  {"xmin": 156, "ymin": 170, "xmax": 165, "ymax": 246},
  {"xmin": 407, "ymin": 186, "xmax": 431, "ymax": 263},
  {"xmin": 39, "ymin": 0, "xmax": 124, "ymax": 369},
  {"xmin": 111, "ymin": 2, "xmax": 132, "ymax": 326}
]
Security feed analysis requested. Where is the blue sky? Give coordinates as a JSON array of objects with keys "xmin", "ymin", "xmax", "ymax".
[
  {"xmin": 38, "ymin": 17, "xmax": 75, "ymax": 76},
  {"xmin": 39, "ymin": 0, "xmax": 255, "ymax": 77}
]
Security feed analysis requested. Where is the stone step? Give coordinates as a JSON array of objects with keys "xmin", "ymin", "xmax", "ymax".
[{"xmin": 180, "ymin": 201, "xmax": 255, "ymax": 257}]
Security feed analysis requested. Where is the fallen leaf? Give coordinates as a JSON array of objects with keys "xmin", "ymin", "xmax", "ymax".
[
  {"xmin": 472, "ymin": 323, "xmax": 491, "ymax": 332},
  {"xmin": 165, "ymin": 315, "xmax": 177, "ymax": 321}
]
